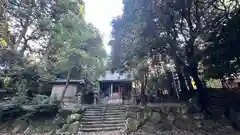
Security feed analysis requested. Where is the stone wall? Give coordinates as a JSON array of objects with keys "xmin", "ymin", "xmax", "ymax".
[
  {"xmin": 0, "ymin": 105, "xmax": 86, "ymax": 134},
  {"xmin": 57, "ymin": 106, "xmax": 86, "ymax": 134},
  {"xmin": 125, "ymin": 103, "xmax": 237, "ymax": 134}
]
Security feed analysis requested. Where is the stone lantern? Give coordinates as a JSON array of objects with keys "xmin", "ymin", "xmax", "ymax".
[{"xmin": 76, "ymin": 92, "xmax": 82, "ymax": 105}]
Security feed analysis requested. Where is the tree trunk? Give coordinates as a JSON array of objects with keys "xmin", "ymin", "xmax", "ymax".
[
  {"xmin": 169, "ymin": 34, "xmax": 210, "ymax": 111},
  {"xmin": 0, "ymin": 1, "xmax": 3, "ymax": 16},
  {"xmin": 187, "ymin": 66, "xmax": 210, "ymax": 111},
  {"xmin": 220, "ymin": 78, "xmax": 227, "ymax": 88},
  {"xmin": 140, "ymin": 73, "xmax": 148, "ymax": 105},
  {"xmin": 42, "ymin": 36, "xmax": 53, "ymax": 69},
  {"xmin": 175, "ymin": 65, "xmax": 193, "ymax": 101},
  {"xmin": 166, "ymin": 71, "xmax": 174, "ymax": 97},
  {"xmin": 174, "ymin": 52, "xmax": 210, "ymax": 111},
  {"xmin": 140, "ymin": 81, "xmax": 145, "ymax": 104},
  {"xmin": 0, "ymin": 0, "xmax": 8, "ymax": 45},
  {"xmin": 176, "ymin": 65, "xmax": 188, "ymax": 92},
  {"xmin": 59, "ymin": 68, "xmax": 72, "ymax": 102},
  {"xmin": 186, "ymin": 76, "xmax": 193, "ymax": 91},
  {"xmin": 15, "ymin": 5, "xmax": 32, "ymax": 50},
  {"xmin": 43, "ymin": 48, "xmax": 51, "ymax": 69}
]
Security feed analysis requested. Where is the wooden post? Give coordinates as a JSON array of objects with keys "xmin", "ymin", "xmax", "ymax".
[{"xmin": 110, "ymin": 83, "xmax": 113, "ymax": 97}]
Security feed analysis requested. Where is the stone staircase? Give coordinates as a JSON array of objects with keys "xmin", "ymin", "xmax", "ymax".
[{"xmin": 80, "ymin": 105, "xmax": 126, "ymax": 132}]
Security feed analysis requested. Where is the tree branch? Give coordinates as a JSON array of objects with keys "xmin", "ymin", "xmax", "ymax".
[
  {"xmin": 179, "ymin": 12, "xmax": 188, "ymax": 43},
  {"xmin": 195, "ymin": 0, "xmax": 201, "ymax": 33},
  {"xmin": 59, "ymin": 67, "xmax": 72, "ymax": 102},
  {"xmin": 14, "ymin": 3, "xmax": 32, "ymax": 49}
]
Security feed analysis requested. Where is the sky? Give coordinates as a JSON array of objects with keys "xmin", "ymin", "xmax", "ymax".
[{"xmin": 84, "ymin": 0, "xmax": 123, "ymax": 54}]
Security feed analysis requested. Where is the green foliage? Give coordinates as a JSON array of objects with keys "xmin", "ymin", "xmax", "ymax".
[
  {"xmin": 203, "ymin": 9, "xmax": 240, "ymax": 79},
  {"xmin": 110, "ymin": 0, "xmax": 240, "ymax": 95},
  {"xmin": 11, "ymin": 79, "xmax": 30, "ymax": 104},
  {"xmin": 205, "ymin": 79, "xmax": 221, "ymax": 88},
  {"xmin": 3, "ymin": 76, "xmax": 11, "ymax": 88},
  {"xmin": 15, "ymin": 79, "xmax": 28, "ymax": 93},
  {"xmin": 32, "ymin": 95, "xmax": 50, "ymax": 104},
  {"xmin": 51, "ymin": 14, "xmax": 107, "ymax": 81},
  {"xmin": 0, "ymin": 0, "xmax": 107, "ymax": 97},
  {"xmin": 0, "ymin": 39, "xmax": 7, "ymax": 48},
  {"xmin": 0, "ymin": 0, "xmax": 8, "ymax": 48}
]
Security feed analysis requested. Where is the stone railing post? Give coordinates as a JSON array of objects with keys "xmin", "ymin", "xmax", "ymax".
[
  {"xmin": 94, "ymin": 92, "xmax": 98, "ymax": 105},
  {"xmin": 132, "ymin": 94, "xmax": 137, "ymax": 105},
  {"xmin": 76, "ymin": 93, "xmax": 82, "ymax": 105}
]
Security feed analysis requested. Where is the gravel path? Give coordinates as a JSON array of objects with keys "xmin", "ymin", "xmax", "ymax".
[
  {"xmin": 77, "ymin": 129, "xmax": 240, "ymax": 135},
  {"xmin": 0, "ymin": 129, "xmax": 239, "ymax": 135},
  {"xmin": 78, "ymin": 129, "xmax": 240, "ymax": 135}
]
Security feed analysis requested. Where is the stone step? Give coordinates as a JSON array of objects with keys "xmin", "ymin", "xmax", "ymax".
[
  {"xmin": 79, "ymin": 126, "xmax": 124, "ymax": 132},
  {"xmin": 86, "ymin": 105, "xmax": 125, "ymax": 108},
  {"xmin": 84, "ymin": 112, "xmax": 103, "ymax": 115},
  {"xmin": 86, "ymin": 108, "xmax": 125, "ymax": 111},
  {"xmin": 82, "ymin": 116, "xmax": 126, "ymax": 121},
  {"xmin": 85, "ymin": 109, "xmax": 125, "ymax": 113},
  {"xmin": 84, "ymin": 111, "xmax": 102, "ymax": 113},
  {"xmin": 86, "ymin": 108, "xmax": 104, "ymax": 111},
  {"xmin": 106, "ymin": 108, "xmax": 125, "ymax": 110},
  {"xmin": 88, "ymin": 105, "xmax": 125, "ymax": 107},
  {"xmin": 81, "ymin": 123, "xmax": 125, "ymax": 128},
  {"xmin": 104, "ymin": 117, "xmax": 125, "ymax": 120},
  {"xmin": 84, "ymin": 111, "xmax": 125, "ymax": 114},
  {"xmin": 105, "ymin": 110, "xmax": 125, "ymax": 113},
  {"xmin": 85, "ymin": 110, "xmax": 103, "ymax": 112},
  {"xmin": 83, "ymin": 115, "xmax": 125, "ymax": 118},
  {"xmin": 82, "ymin": 117, "xmax": 126, "ymax": 121},
  {"xmin": 86, "ymin": 109, "xmax": 104, "ymax": 111},
  {"xmin": 84, "ymin": 112, "xmax": 125, "ymax": 116},
  {"xmin": 81, "ymin": 120, "xmax": 126, "ymax": 125},
  {"xmin": 83, "ymin": 115, "xmax": 103, "ymax": 119},
  {"xmin": 85, "ymin": 110, "xmax": 125, "ymax": 113},
  {"xmin": 86, "ymin": 104, "xmax": 124, "ymax": 106},
  {"xmin": 107, "ymin": 106, "xmax": 125, "ymax": 108},
  {"xmin": 83, "ymin": 116, "xmax": 125, "ymax": 120},
  {"xmin": 83, "ymin": 114, "xmax": 125, "ymax": 118}
]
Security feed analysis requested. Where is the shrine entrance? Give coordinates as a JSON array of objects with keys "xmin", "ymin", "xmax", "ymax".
[
  {"xmin": 98, "ymin": 71, "xmax": 132, "ymax": 104},
  {"xmin": 99, "ymin": 81, "xmax": 132, "ymax": 99}
]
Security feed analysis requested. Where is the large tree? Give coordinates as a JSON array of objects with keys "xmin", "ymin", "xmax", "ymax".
[{"xmin": 111, "ymin": 0, "xmax": 239, "ymax": 109}]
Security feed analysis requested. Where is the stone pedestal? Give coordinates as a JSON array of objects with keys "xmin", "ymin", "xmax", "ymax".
[
  {"xmin": 76, "ymin": 93, "xmax": 82, "ymax": 105},
  {"xmin": 94, "ymin": 92, "xmax": 98, "ymax": 105},
  {"xmin": 132, "ymin": 95, "xmax": 137, "ymax": 105}
]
